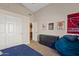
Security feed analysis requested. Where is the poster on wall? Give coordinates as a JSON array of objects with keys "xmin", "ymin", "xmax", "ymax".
[
  {"xmin": 57, "ymin": 21, "xmax": 65, "ymax": 30},
  {"xmin": 67, "ymin": 13, "xmax": 79, "ymax": 34}
]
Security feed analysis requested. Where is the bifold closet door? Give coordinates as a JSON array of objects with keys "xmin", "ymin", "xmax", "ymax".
[
  {"xmin": 0, "ymin": 14, "xmax": 6, "ymax": 49},
  {"xmin": 0, "ymin": 13, "xmax": 29, "ymax": 49},
  {"xmin": 6, "ymin": 15, "xmax": 24, "ymax": 47}
]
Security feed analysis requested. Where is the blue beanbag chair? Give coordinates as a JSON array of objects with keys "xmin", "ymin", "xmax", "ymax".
[
  {"xmin": 55, "ymin": 35, "xmax": 79, "ymax": 56},
  {"xmin": 63, "ymin": 35, "xmax": 78, "ymax": 42}
]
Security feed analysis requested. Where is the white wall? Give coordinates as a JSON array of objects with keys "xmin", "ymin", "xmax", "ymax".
[{"xmin": 34, "ymin": 3, "xmax": 79, "ymax": 41}]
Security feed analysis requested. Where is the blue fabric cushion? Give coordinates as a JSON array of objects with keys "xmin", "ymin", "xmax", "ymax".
[
  {"xmin": 63, "ymin": 35, "xmax": 78, "ymax": 42},
  {"xmin": 55, "ymin": 35, "xmax": 79, "ymax": 56}
]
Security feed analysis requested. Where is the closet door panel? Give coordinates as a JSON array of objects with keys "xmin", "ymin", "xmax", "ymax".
[
  {"xmin": 0, "ymin": 12, "xmax": 29, "ymax": 49},
  {"xmin": 0, "ymin": 14, "xmax": 6, "ymax": 49},
  {"xmin": 6, "ymin": 15, "xmax": 23, "ymax": 47}
]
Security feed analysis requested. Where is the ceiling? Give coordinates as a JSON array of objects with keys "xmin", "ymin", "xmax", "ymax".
[{"xmin": 22, "ymin": 3, "xmax": 49, "ymax": 12}]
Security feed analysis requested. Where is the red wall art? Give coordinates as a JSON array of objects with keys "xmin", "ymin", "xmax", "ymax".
[{"xmin": 67, "ymin": 13, "xmax": 79, "ymax": 34}]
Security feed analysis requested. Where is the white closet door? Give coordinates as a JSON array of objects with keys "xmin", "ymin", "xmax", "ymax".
[
  {"xmin": 0, "ymin": 12, "xmax": 29, "ymax": 49},
  {"xmin": 0, "ymin": 14, "xmax": 6, "ymax": 49},
  {"xmin": 6, "ymin": 15, "xmax": 23, "ymax": 47}
]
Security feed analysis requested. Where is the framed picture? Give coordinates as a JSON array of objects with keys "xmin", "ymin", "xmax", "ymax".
[
  {"xmin": 42, "ymin": 24, "xmax": 46, "ymax": 30},
  {"xmin": 57, "ymin": 21, "xmax": 65, "ymax": 30},
  {"xmin": 67, "ymin": 13, "xmax": 79, "ymax": 34},
  {"xmin": 48, "ymin": 23, "xmax": 54, "ymax": 30}
]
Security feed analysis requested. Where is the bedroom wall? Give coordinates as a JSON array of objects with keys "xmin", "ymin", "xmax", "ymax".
[{"xmin": 34, "ymin": 3, "xmax": 79, "ymax": 41}]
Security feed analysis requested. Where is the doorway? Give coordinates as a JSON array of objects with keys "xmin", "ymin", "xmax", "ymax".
[{"xmin": 30, "ymin": 23, "xmax": 32, "ymax": 42}]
